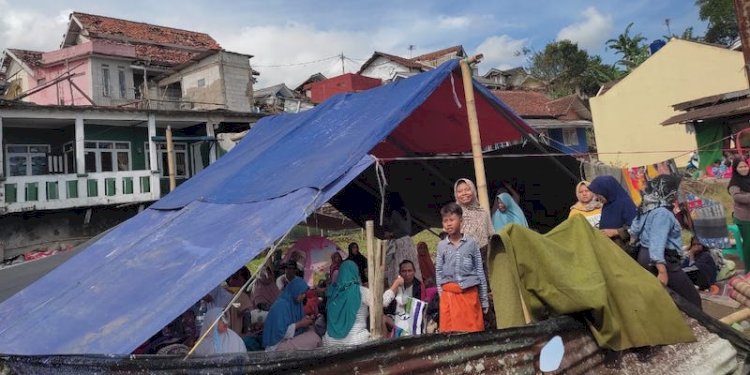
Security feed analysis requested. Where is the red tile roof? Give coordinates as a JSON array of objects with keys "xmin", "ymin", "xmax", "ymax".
[
  {"xmin": 71, "ymin": 12, "xmax": 221, "ymax": 67},
  {"xmin": 7, "ymin": 48, "xmax": 43, "ymax": 68},
  {"xmin": 493, "ymin": 90, "xmax": 552, "ymax": 117},
  {"xmin": 412, "ymin": 45, "xmax": 464, "ymax": 62}
]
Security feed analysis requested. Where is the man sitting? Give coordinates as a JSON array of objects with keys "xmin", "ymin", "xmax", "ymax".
[{"xmin": 385, "ymin": 260, "xmax": 426, "ymax": 336}]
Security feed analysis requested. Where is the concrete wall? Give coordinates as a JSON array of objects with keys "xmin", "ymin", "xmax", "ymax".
[
  {"xmin": 221, "ymin": 52, "xmax": 253, "ymax": 112},
  {"xmin": 89, "ymin": 56, "xmax": 136, "ymax": 106},
  {"xmin": 590, "ymin": 39, "xmax": 748, "ymax": 166}
]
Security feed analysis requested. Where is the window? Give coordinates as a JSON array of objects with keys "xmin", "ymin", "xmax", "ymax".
[
  {"xmin": 102, "ymin": 64, "xmax": 111, "ymax": 97},
  {"xmin": 80, "ymin": 141, "xmax": 131, "ymax": 173},
  {"xmin": 196, "ymin": 78, "xmax": 205, "ymax": 87},
  {"xmin": 145, "ymin": 142, "xmax": 189, "ymax": 178},
  {"xmin": 6, "ymin": 144, "xmax": 50, "ymax": 176},
  {"xmin": 118, "ymin": 67, "xmax": 127, "ymax": 98},
  {"xmin": 562, "ymin": 129, "xmax": 579, "ymax": 146}
]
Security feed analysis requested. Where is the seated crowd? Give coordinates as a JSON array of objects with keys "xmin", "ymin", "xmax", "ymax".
[{"xmin": 136, "ymin": 174, "xmax": 731, "ymax": 356}]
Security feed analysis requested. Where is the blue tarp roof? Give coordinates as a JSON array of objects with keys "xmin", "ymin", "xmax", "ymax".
[{"xmin": 0, "ymin": 59, "xmax": 534, "ymax": 354}]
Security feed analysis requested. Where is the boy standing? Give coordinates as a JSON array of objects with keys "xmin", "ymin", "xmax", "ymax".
[{"xmin": 435, "ymin": 202, "xmax": 489, "ymax": 332}]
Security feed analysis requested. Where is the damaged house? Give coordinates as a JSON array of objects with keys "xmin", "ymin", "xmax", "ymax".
[{"xmin": 0, "ymin": 12, "xmax": 263, "ymax": 264}]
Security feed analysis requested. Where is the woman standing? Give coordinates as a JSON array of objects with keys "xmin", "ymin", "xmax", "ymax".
[
  {"xmin": 729, "ymin": 158, "xmax": 750, "ymax": 266},
  {"xmin": 454, "ymin": 178, "xmax": 494, "ymax": 249},
  {"xmin": 347, "ymin": 242, "xmax": 368, "ymax": 284},
  {"xmin": 630, "ymin": 175, "xmax": 701, "ymax": 308},
  {"xmin": 491, "ymin": 192, "xmax": 529, "ymax": 231},
  {"xmin": 588, "ymin": 176, "xmax": 637, "ymax": 250},
  {"xmin": 568, "ymin": 181, "xmax": 603, "ymax": 228},
  {"xmin": 383, "ymin": 193, "xmax": 422, "ymax": 285}
]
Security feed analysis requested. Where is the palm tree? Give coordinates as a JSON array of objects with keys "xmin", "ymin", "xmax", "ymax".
[{"xmin": 606, "ymin": 23, "xmax": 649, "ymax": 71}]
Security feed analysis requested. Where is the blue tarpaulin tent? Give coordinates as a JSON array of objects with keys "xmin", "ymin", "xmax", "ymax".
[{"xmin": 0, "ymin": 59, "xmax": 538, "ymax": 354}]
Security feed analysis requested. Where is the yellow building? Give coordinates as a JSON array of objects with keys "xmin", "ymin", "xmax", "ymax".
[{"xmin": 590, "ymin": 39, "xmax": 748, "ymax": 167}]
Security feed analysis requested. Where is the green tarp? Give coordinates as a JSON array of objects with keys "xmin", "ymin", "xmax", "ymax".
[
  {"xmin": 696, "ymin": 124, "xmax": 725, "ymax": 170},
  {"xmin": 490, "ymin": 215, "xmax": 695, "ymax": 350}
]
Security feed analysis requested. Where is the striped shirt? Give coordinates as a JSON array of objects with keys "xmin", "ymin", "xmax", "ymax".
[{"xmin": 436, "ymin": 234, "xmax": 489, "ymax": 308}]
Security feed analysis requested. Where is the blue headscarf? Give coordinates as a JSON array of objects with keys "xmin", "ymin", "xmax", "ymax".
[
  {"xmin": 587, "ymin": 176, "xmax": 637, "ymax": 229},
  {"xmin": 492, "ymin": 192, "xmax": 528, "ymax": 231},
  {"xmin": 262, "ymin": 277, "xmax": 308, "ymax": 348}
]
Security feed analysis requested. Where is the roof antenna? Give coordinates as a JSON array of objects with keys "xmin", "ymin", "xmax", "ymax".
[{"xmin": 408, "ymin": 45, "xmax": 415, "ymax": 58}]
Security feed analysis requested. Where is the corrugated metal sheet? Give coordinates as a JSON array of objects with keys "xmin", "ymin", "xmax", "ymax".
[
  {"xmin": 661, "ymin": 97, "xmax": 750, "ymax": 125},
  {"xmin": 0, "ymin": 314, "xmax": 743, "ymax": 375}
]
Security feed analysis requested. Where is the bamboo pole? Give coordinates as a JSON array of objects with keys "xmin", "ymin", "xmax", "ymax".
[
  {"xmin": 366, "ymin": 220, "xmax": 384, "ymax": 339},
  {"xmin": 166, "ymin": 126, "xmax": 177, "ymax": 192},
  {"xmin": 720, "ymin": 307, "xmax": 750, "ymax": 325},
  {"xmin": 459, "ymin": 54, "xmax": 490, "ymax": 211}
]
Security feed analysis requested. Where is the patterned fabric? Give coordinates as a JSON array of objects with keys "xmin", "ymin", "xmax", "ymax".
[
  {"xmin": 684, "ymin": 193, "xmax": 730, "ymax": 249},
  {"xmin": 392, "ymin": 294, "xmax": 427, "ymax": 337}
]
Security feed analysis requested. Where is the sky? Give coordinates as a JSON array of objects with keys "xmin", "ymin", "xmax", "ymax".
[{"xmin": 0, "ymin": 0, "xmax": 707, "ymax": 88}]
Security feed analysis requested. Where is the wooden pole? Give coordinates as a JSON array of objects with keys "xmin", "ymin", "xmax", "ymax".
[
  {"xmin": 459, "ymin": 54, "xmax": 490, "ymax": 211},
  {"xmin": 366, "ymin": 220, "xmax": 384, "ymax": 339},
  {"xmin": 166, "ymin": 126, "xmax": 177, "ymax": 192}
]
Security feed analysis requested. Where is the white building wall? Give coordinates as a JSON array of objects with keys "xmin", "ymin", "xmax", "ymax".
[{"xmin": 359, "ymin": 57, "xmax": 413, "ymax": 82}]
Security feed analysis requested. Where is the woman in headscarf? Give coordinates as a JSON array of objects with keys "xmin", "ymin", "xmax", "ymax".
[
  {"xmin": 492, "ymin": 192, "xmax": 529, "ymax": 232},
  {"xmin": 569, "ymin": 181, "xmax": 603, "ymax": 228},
  {"xmin": 262, "ymin": 277, "xmax": 321, "ymax": 351},
  {"xmin": 416, "ymin": 242, "xmax": 436, "ymax": 288},
  {"xmin": 193, "ymin": 307, "xmax": 247, "ymax": 355},
  {"xmin": 454, "ymin": 178, "xmax": 494, "ymax": 249},
  {"xmin": 729, "ymin": 158, "xmax": 750, "ymax": 265},
  {"xmin": 329, "ymin": 252, "xmax": 343, "ymax": 284},
  {"xmin": 587, "ymin": 175, "xmax": 637, "ymax": 250},
  {"xmin": 347, "ymin": 242, "xmax": 368, "ymax": 283},
  {"xmin": 629, "ymin": 175, "xmax": 701, "ymax": 308},
  {"xmin": 383, "ymin": 193, "xmax": 422, "ymax": 285},
  {"xmin": 249, "ymin": 265, "xmax": 280, "ymax": 311},
  {"xmin": 323, "ymin": 260, "xmax": 402, "ymax": 347}
]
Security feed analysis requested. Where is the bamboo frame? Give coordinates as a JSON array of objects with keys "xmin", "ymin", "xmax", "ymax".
[
  {"xmin": 459, "ymin": 55, "xmax": 491, "ymax": 211},
  {"xmin": 366, "ymin": 220, "xmax": 384, "ymax": 339}
]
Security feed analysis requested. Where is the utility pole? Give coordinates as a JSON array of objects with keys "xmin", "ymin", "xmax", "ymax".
[{"xmin": 340, "ymin": 52, "xmax": 345, "ymax": 75}]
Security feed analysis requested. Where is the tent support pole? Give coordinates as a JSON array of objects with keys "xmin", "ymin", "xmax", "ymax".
[
  {"xmin": 460, "ymin": 55, "xmax": 491, "ymax": 211},
  {"xmin": 366, "ymin": 220, "xmax": 384, "ymax": 339}
]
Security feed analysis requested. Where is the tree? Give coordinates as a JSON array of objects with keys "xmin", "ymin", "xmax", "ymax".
[
  {"xmin": 696, "ymin": 0, "xmax": 738, "ymax": 45},
  {"xmin": 528, "ymin": 40, "xmax": 592, "ymax": 98},
  {"xmin": 606, "ymin": 23, "xmax": 649, "ymax": 72}
]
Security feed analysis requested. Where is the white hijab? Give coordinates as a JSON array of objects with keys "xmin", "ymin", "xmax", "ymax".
[{"xmin": 194, "ymin": 308, "xmax": 247, "ymax": 355}]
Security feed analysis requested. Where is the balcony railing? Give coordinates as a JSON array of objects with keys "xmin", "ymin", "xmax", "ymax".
[{"xmin": 1, "ymin": 170, "xmax": 160, "ymax": 214}]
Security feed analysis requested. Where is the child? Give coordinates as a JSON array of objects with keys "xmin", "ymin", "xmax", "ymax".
[{"xmin": 435, "ymin": 202, "xmax": 489, "ymax": 332}]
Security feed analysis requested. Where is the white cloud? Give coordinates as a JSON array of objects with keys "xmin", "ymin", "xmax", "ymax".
[
  {"xmin": 556, "ymin": 7, "xmax": 613, "ymax": 51},
  {"xmin": 0, "ymin": 3, "xmax": 70, "ymax": 53},
  {"xmin": 474, "ymin": 35, "xmax": 528, "ymax": 73},
  {"xmin": 436, "ymin": 16, "xmax": 472, "ymax": 29},
  {"xmin": 216, "ymin": 22, "xmax": 375, "ymax": 88}
]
